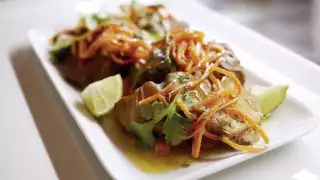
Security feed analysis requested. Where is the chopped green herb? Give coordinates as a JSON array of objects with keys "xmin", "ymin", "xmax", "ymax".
[
  {"xmin": 161, "ymin": 94, "xmax": 192, "ymax": 146},
  {"xmin": 139, "ymin": 101, "xmax": 169, "ymax": 121},
  {"xmin": 130, "ymin": 101, "xmax": 168, "ymax": 147},
  {"xmin": 139, "ymin": 103, "xmax": 154, "ymax": 120},
  {"xmin": 182, "ymin": 92, "xmax": 193, "ymax": 104},
  {"xmin": 148, "ymin": 31, "xmax": 163, "ymax": 40},
  {"xmin": 228, "ymin": 123, "xmax": 236, "ymax": 129},
  {"xmin": 163, "ymin": 112, "xmax": 192, "ymax": 146},
  {"xmin": 201, "ymin": 107, "xmax": 209, "ymax": 112},
  {"xmin": 130, "ymin": 94, "xmax": 192, "ymax": 147},
  {"xmin": 127, "ymin": 119, "xmax": 159, "ymax": 148},
  {"xmin": 179, "ymin": 76, "xmax": 189, "ymax": 83},
  {"xmin": 152, "ymin": 101, "xmax": 168, "ymax": 120}
]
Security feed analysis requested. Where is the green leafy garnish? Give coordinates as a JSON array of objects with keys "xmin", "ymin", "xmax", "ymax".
[
  {"xmin": 182, "ymin": 92, "xmax": 193, "ymax": 104},
  {"xmin": 168, "ymin": 72, "xmax": 189, "ymax": 84},
  {"xmin": 129, "ymin": 94, "xmax": 192, "ymax": 147},
  {"xmin": 163, "ymin": 112, "xmax": 192, "ymax": 146},
  {"xmin": 152, "ymin": 101, "xmax": 168, "ymax": 120},
  {"xmin": 162, "ymin": 94, "xmax": 192, "ymax": 146},
  {"xmin": 139, "ymin": 103, "xmax": 154, "ymax": 120},
  {"xmin": 202, "ymin": 108, "xmax": 209, "ymax": 112},
  {"xmin": 179, "ymin": 76, "xmax": 189, "ymax": 83},
  {"xmin": 50, "ymin": 35, "xmax": 74, "ymax": 64},
  {"xmin": 148, "ymin": 31, "xmax": 163, "ymax": 40},
  {"xmin": 129, "ymin": 101, "xmax": 168, "ymax": 147},
  {"xmin": 139, "ymin": 101, "xmax": 168, "ymax": 121},
  {"xmin": 128, "ymin": 119, "xmax": 159, "ymax": 148}
]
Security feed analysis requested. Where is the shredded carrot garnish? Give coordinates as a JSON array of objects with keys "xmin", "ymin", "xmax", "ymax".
[
  {"xmin": 204, "ymin": 131, "xmax": 222, "ymax": 140},
  {"xmin": 158, "ymin": 95, "xmax": 168, "ymax": 104},
  {"xmin": 177, "ymin": 99, "xmax": 197, "ymax": 121},
  {"xmin": 225, "ymin": 107, "xmax": 269, "ymax": 144},
  {"xmin": 53, "ymin": 23, "xmax": 151, "ymax": 64},
  {"xmin": 209, "ymin": 74, "xmax": 222, "ymax": 90},
  {"xmin": 214, "ymin": 66, "xmax": 243, "ymax": 94},
  {"xmin": 186, "ymin": 60, "xmax": 193, "ymax": 72},
  {"xmin": 191, "ymin": 123, "xmax": 204, "ymax": 158}
]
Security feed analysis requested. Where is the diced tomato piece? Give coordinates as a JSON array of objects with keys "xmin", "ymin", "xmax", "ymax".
[{"xmin": 155, "ymin": 138, "xmax": 171, "ymax": 156}]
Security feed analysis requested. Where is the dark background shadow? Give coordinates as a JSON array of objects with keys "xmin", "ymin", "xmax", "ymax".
[{"xmin": 10, "ymin": 46, "xmax": 112, "ymax": 180}]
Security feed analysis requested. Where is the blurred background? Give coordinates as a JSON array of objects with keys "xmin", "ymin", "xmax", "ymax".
[
  {"xmin": 0, "ymin": 0, "xmax": 318, "ymax": 63},
  {"xmin": 198, "ymin": 0, "xmax": 319, "ymax": 63}
]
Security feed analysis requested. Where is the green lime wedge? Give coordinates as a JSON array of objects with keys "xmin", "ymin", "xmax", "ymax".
[
  {"xmin": 250, "ymin": 85, "xmax": 288, "ymax": 116},
  {"xmin": 81, "ymin": 74, "xmax": 123, "ymax": 117}
]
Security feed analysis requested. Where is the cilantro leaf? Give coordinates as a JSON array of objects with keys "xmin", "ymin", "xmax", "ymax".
[
  {"xmin": 129, "ymin": 101, "xmax": 168, "ymax": 147},
  {"xmin": 139, "ymin": 101, "xmax": 168, "ymax": 121},
  {"xmin": 182, "ymin": 92, "xmax": 193, "ymax": 104},
  {"xmin": 139, "ymin": 103, "xmax": 154, "ymax": 120},
  {"xmin": 179, "ymin": 76, "xmax": 189, "ymax": 84},
  {"xmin": 129, "ymin": 95, "xmax": 192, "ymax": 148},
  {"xmin": 165, "ymin": 93, "xmax": 180, "ymax": 118},
  {"xmin": 163, "ymin": 112, "xmax": 192, "ymax": 146},
  {"xmin": 152, "ymin": 101, "xmax": 168, "ymax": 120},
  {"xmin": 127, "ymin": 119, "xmax": 158, "ymax": 148},
  {"xmin": 161, "ymin": 94, "xmax": 192, "ymax": 146}
]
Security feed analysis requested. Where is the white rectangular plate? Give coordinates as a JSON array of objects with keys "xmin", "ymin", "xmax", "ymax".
[{"xmin": 28, "ymin": 0, "xmax": 320, "ymax": 179}]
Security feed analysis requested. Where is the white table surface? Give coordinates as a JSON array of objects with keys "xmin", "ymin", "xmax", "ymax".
[{"xmin": 1, "ymin": 0, "xmax": 320, "ymax": 180}]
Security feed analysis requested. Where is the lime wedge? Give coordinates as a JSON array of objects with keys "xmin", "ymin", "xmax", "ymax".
[
  {"xmin": 81, "ymin": 74, "xmax": 123, "ymax": 117},
  {"xmin": 250, "ymin": 85, "xmax": 288, "ymax": 115}
]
